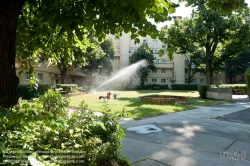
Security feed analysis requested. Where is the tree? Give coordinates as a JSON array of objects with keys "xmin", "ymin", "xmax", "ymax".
[
  {"xmin": 80, "ymin": 38, "xmax": 115, "ymax": 86},
  {"xmin": 130, "ymin": 43, "xmax": 156, "ymax": 86},
  {"xmin": 0, "ymin": 0, "xmax": 176, "ymax": 108},
  {"xmin": 159, "ymin": 17, "xmax": 205, "ymax": 84},
  {"xmin": 183, "ymin": 0, "xmax": 246, "ymax": 13},
  {"xmin": 100, "ymin": 38, "xmax": 115, "ymax": 76},
  {"xmin": 159, "ymin": 0, "xmax": 250, "ymax": 84}
]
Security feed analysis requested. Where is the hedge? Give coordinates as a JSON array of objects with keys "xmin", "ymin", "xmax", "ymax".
[
  {"xmin": 135, "ymin": 84, "xmax": 169, "ymax": 90},
  {"xmin": 18, "ymin": 84, "xmax": 53, "ymax": 99},
  {"xmin": 171, "ymin": 84, "xmax": 198, "ymax": 90},
  {"xmin": 198, "ymin": 84, "xmax": 210, "ymax": 98},
  {"xmin": 56, "ymin": 84, "xmax": 78, "ymax": 93},
  {"xmin": 211, "ymin": 84, "xmax": 247, "ymax": 94}
]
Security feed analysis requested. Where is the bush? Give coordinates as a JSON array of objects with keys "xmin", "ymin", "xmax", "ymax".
[
  {"xmin": 18, "ymin": 84, "xmax": 53, "ymax": 99},
  {"xmin": 37, "ymin": 84, "xmax": 53, "ymax": 95},
  {"xmin": 17, "ymin": 84, "xmax": 36, "ymax": 99},
  {"xmin": 0, "ymin": 90, "xmax": 129, "ymax": 166},
  {"xmin": 135, "ymin": 84, "xmax": 169, "ymax": 90},
  {"xmin": 172, "ymin": 84, "xmax": 198, "ymax": 90},
  {"xmin": 56, "ymin": 84, "xmax": 78, "ymax": 93},
  {"xmin": 198, "ymin": 84, "xmax": 210, "ymax": 98}
]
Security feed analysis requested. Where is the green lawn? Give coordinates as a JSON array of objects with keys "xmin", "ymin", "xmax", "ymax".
[{"xmin": 69, "ymin": 90, "xmax": 234, "ymax": 119}]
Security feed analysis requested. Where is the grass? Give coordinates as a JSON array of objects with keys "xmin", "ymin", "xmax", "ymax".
[{"xmin": 69, "ymin": 90, "xmax": 234, "ymax": 119}]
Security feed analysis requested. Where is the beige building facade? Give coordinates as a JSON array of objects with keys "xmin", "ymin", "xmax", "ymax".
[{"xmin": 16, "ymin": 33, "xmax": 239, "ymax": 88}]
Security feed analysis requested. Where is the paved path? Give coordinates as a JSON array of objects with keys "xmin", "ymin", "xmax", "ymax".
[{"xmin": 119, "ymin": 96, "xmax": 250, "ymax": 166}]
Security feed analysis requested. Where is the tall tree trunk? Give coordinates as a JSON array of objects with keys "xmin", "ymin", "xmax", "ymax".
[
  {"xmin": 60, "ymin": 67, "xmax": 67, "ymax": 84},
  {"xmin": 0, "ymin": 0, "xmax": 26, "ymax": 108},
  {"xmin": 205, "ymin": 48, "xmax": 213, "ymax": 85},
  {"xmin": 187, "ymin": 60, "xmax": 192, "ymax": 84}
]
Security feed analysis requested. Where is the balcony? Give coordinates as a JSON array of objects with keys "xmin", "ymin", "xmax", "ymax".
[{"xmin": 154, "ymin": 62, "xmax": 174, "ymax": 68}]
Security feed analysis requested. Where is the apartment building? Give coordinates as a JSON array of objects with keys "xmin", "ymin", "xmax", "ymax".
[
  {"xmin": 107, "ymin": 33, "xmax": 212, "ymax": 88},
  {"xmin": 16, "ymin": 32, "xmax": 238, "ymax": 87},
  {"xmin": 15, "ymin": 58, "xmax": 95, "ymax": 86}
]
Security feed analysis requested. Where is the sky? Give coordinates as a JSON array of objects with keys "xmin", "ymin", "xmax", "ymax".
[{"xmin": 153, "ymin": 0, "xmax": 250, "ymax": 30}]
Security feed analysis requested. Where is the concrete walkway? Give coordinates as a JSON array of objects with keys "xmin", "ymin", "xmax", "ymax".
[{"xmin": 119, "ymin": 96, "xmax": 250, "ymax": 166}]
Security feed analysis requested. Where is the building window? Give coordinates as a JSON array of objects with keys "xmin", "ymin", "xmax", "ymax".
[
  {"xmin": 152, "ymin": 69, "xmax": 157, "ymax": 73},
  {"xmin": 185, "ymin": 79, "xmax": 188, "ymax": 83},
  {"xmin": 134, "ymin": 49, "xmax": 137, "ymax": 53},
  {"xmin": 153, "ymin": 50, "xmax": 158, "ymax": 54},
  {"xmin": 162, "ymin": 42, "xmax": 166, "ymax": 46},
  {"xmin": 200, "ymin": 79, "xmax": 204, "ymax": 83},
  {"xmin": 25, "ymin": 72, "xmax": 30, "ymax": 80},
  {"xmin": 143, "ymin": 39, "xmax": 148, "ymax": 43},
  {"xmin": 161, "ymin": 79, "xmax": 166, "ymax": 83},
  {"xmin": 192, "ymin": 79, "xmax": 196, "ymax": 83},
  {"xmin": 162, "ymin": 60, "xmax": 166, "ymax": 64},
  {"xmin": 38, "ymin": 59, "xmax": 43, "ymax": 64},
  {"xmin": 155, "ymin": 59, "xmax": 159, "ymax": 64},
  {"xmin": 200, "ymin": 73, "xmax": 203, "ymax": 76},
  {"xmin": 161, "ymin": 69, "xmax": 166, "ymax": 73},
  {"xmin": 37, "ymin": 73, "xmax": 43, "ymax": 82},
  {"xmin": 144, "ymin": 79, "xmax": 147, "ymax": 83},
  {"xmin": 153, "ymin": 40, "xmax": 157, "ymax": 45},
  {"xmin": 152, "ymin": 79, "xmax": 157, "ymax": 83},
  {"xmin": 185, "ymin": 70, "xmax": 188, "ymax": 74}
]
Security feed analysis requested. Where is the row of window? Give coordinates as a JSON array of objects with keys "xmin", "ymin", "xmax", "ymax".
[
  {"xmin": 25, "ymin": 72, "xmax": 43, "ymax": 82},
  {"xmin": 145, "ymin": 78, "xmax": 170, "ymax": 83},
  {"xmin": 154, "ymin": 59, "xmax": 171, "ymax": 64},
  {"xmin": 152, "ymin": 69, "xmax": 173, "ymax": 73},
  {"xmin": 130, "ymin": 48, "xmax": 159, "ymax": 53}
]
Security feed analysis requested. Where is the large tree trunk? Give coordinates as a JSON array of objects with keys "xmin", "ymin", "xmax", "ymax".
[
  {"xmin": 205, "ymin": 47, "xmax": 213, "ymax": 85},
  {"xmin": 0, "ymin": 0, "xmax": 26, "ymax": 108},
  {"xmin": 187, "ymin": 60, "xmax": 192, "ymax": 84},
  {"xmin": 60, "ymin": 67, "xmax": 67, "ymax": 84}
]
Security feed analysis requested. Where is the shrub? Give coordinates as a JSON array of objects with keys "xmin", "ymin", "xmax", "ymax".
[
  {"xmin": 172, "ymin": 84, "xmax": 198, "ymax": 90},
  {"xmin": 37, "ymin": 84, "xmax": 53, "ymax": 95},
  {"xmin": 0, "ymin": 91, "xmax": 129, "ymax": 166},
  {"xmin": 18, "ymin": 84, "xmax": 53, "ymax": 99},
  {"xmin": 198, "ymin": 84, "xmax": 210, "ymax": 98},
  {"xmin": 135, "ymin": 84, "xmax": 169, "ymax": 90},
  {"xmin": 56, "ymin": 84, "xmax": 78, "ymax": 93},
  {"xmin": 211, "ymin": 84, "xmax": 247, "ymax": 94},
  {"xmin": 17, "ymin": 84, "xmax": 36, "ymax": 99}
]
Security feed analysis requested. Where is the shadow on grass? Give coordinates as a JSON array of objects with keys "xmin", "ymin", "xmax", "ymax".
[
  {"xmin": 135, "ymin": 90, "xmax": 198, "ymax": 94},
  {"xmin": 117, "ymin": 97, "xmax": 193, "ymax": 120}
]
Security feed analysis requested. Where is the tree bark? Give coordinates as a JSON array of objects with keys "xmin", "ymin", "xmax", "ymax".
[
  {"xmin": 205, "ymin": 47, "xmax": 213, "ymax": 85},
  {"xmin": 59, "ymin": 66, "xmax": 67, "ymax": 84},
  {"xmin": 0, "ymin": 0, "xmax": 26, "ymax": 108}
]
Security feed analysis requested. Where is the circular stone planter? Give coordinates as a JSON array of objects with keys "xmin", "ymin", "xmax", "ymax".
[{"xmin": 141, "ymin": 95, "xmax": 187, "ymax": 105}]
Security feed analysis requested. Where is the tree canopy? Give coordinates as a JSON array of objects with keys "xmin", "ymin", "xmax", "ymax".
[
  {"xmin": 130, "ymin": 43, "xmax": 156, "ymax": 86},
  {"xmin": 159, "ymin": 0, "xmax": 250, "ymax": 84},
  {"xmin": 0, "ymin": 0, "xmax": 176, "ymax": 107}
]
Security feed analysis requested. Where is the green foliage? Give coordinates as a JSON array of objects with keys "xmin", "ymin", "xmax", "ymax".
[
  {"xmin": 0, "ymin": 91, "xmax": 128, "ymax": 165},
  {"xmin": 130, "ymin": 43, "xmax": 156, "ymax": 86},
  {"xmin": 160, "ymin": 1, "xmax": 250, "ymax": 84},
  {"xmin": 17, "ymin": 84, "xmax": 36, "ymax": 99},
  {"xmin": 135, "ymin": 84, "xmax": 169, "ymax": 90},
  {"xmin": 172, "ymin": 84, "xmax": 198, "ymax": 90},
  {"xmin": 198, "ymin": 84, "xmax": 211, "ymax": 98},
  {"xmin": 211, "ymin": 84, "xmax": 247, "ymax": 94},
  {"xmin": 245, "ymin": 68, "xmax": 250, "ymax": 89},
  {"xmin": 206, "ymin": 0, "xmax": 246, "ymax": 13},
  {"xmin": 56, "ymin": 84, "xmax": 78, "ymax": 93},
  {"xmin": 17, "ymin": 84, "xmax": 53, "ymax": 99}
]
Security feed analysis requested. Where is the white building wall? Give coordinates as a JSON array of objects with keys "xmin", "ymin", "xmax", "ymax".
[{"xmin": 174, "ymin": 54, "xmax": 185, "ymax": 84}]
